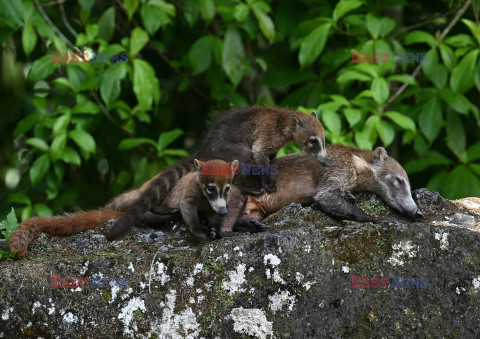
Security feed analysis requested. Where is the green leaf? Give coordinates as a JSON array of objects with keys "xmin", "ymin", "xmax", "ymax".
[
  {"xmin": 27, "ymin": 54, "xmax": 58, "ymax": 82},
  {"xmin": 332, "ymin": 0, "xmax": 363, "ymax": 23},
  {"xmin": 26, "ymin": 137, "xmax": 49, "ymax": 152},
  {"xmin": 123, "ymin": 0, "xmax": 139, "ymax": 18},
  {"xmin": 34, "ymin": 203, "xmax": 53, "ymax": 217},
  {"xmin": 371, "ymin": 77, "xmax": 389, "ymax": 104},
  {"xmin": 466, "ymin": 141, "xmax": 480, "ymax": 162},
  {"xmin": 354, "ymin": 116, "xmax": 379, "ymax": 150},
  {"xmin": 141, "ymin": 3, "xmax": 172, "ymax": 35},
  {"xmin": 118, "ymin": 138, "xmax": 157, "ymax": 151},
  {"xmin": 2, "ymin": 208, "xmax": 18, "ymax": 241},
  {"xmin": 421, "ymin": 49, "xmax": 447, "ymax": 89},
  {"xmin": 22, "ymin": 23, "xmax": 37, "ymax": 56},
  {"xmin": 450, "ymin": 49, "xmax": 479, "ymax": 93},
  {"xmin": 438, "ymin": 43, "xmax": 456, "ymax": 70},
  {"xmin": 161, "ymin": 149, "xmax": 189, "ymax": 157},
  {"xmin": 387, "ymin": 74, "xmax": 417, "ymax": 85},
  {"xmin": 343, "ymin": 108, "xmax": 362, "ymax": 127},
  {"xmin": 130, "ymin": 27, "xmax": 149, "ymax": 56},
  {"xmin": 462, "ymin": 19, "xmax": 480, "ymax": 46},
  {"xmin": 50, "ymin": 133, "xmax": 67, "ymax": 161},
  {"xmin": 376, "ymin": 120, "xmax": 395, "ymax": 147},
  {"xmin": 366, "ymin": 13, "xmax": 395, "ymax": 39},
  {"xmin": 199, "ymin": 0, "xmax": 215, "ymax": 21},
  {"xmin": 189, "ymin": 36, "xmax": 215, "ymax": 74},
  {"xmin": 251, "ymin": 4, "xmax": 275, "ymax": 43},
  {"xmin": 79, "ymin": 0, "xmax": 95, "ymax": 10},
  {"xmin": 418, "ymin": 97, "xmax": 443, "ymax": 142},
  {"xmin": 72, "ymin": 101, "xmax": 100, "ymax": 115},
  {"xmin": 158, "ymin": 128, "xmax": 184, "ymax": 151},
  {"xmin": 60, "ymin": 147, "xmax": 81, "ymax": 165},
  {"xmin": 8, "ymin": 193, "xmax": 31, "ymax": 206},
  {"xmin": 14, "ymin": 113, "xmax": 41, "ymax": 138},
  {"xmin": 442, "ymin": 165, "xmax": 480, "ymax": 199},
  {"xmin": 222, "ymin": 27, "xmax": 246, "ymax": 87},
  {"xmin": 337, "ymin": 70, "xmax": 372, "ymax": 84},
  {"xmin": 69, "ymin": 129, "xmax": 96, "ymax": 154},
  {"xmin": 440, "ymin": 88, "xmax": 470, "ymax": 115},
  {"xmin": 404, "ymin": 30, "xmax": 436, "ymax": 48},
  {"xmin": 322, "ymin": 111, "xmax": 342, "ymax": 135},
  {"xmin": 98, "ymin": 7, "xmax": 116, "ymax": 42},
  {"xmin": 53, "ymin": 113, "xmax": 71, "ymax": 136},
  {"xmin": 384, "ymin": 111, "xmax": 416, "ymax": 132},
  {"xmin": 133, "ymin": 59, "xmax": 160, "ymax": 110},
  {"xmin": 299, "ymin": 22, "xmax": 332, "ymax": 68},
  {"xmin": 404, "ymin": 151, "xmax": 453, "ymax": 174},
  {"xmin": 100, "ymin": 63, "xmax": 128, "ymax": 105},
  {"xmin": 233, "ymin": 3, "xmax": 249, "ymax": 21},
  {"xmin": 29, "ymin": 154, "xmax": 50, "ymax": 185},
  {"xmin": 475, "ymin": 61, "xmax": 480, "ymax": 93},
  {"xmin": 149, "ymin": 0, "xmax": 176, "ymax": 17},
  {"xmin": 446, "ymin": 110, "xmax": 466, "ymax": 162}
]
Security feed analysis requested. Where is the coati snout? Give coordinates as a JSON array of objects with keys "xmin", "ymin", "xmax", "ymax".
[
  {"xmin": 194, "ymin": 159, "xmax": 239, "ymax": 215},
  {"xmin": 369, "ymin": 147, "xmax": 421, "ymax": 219},
  {"xmin": 291, "ymin": 112, "xmax": 330, "ymax": 166}
]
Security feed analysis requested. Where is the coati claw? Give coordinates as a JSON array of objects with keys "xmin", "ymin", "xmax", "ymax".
[
  {"xmin": 233, "ymin": 219, "xmax": 266, "ymax": 233},
  {"xmin": 342, "ymin": 191, "xmax": 356, "ymax": 202}
]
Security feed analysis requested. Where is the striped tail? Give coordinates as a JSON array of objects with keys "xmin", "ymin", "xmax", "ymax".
[
  {"xmin": 108, "ymin": 155, "xmax": 198, "ymax": 240},
  {"xmin": 9, "ymin": 209, "xmax": 124, "ymax": 256}
]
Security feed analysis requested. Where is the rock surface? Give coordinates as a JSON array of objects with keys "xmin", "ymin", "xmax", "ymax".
[{"xmin": 0, "ymin": 189, "xmax": 479, "ymax": 337}]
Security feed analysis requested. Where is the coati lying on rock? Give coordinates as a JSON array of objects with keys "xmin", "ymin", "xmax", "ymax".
[
  {"xmin": 9, "ymin": 159, "xmax": 254, "ymax": 256},
  {"xmin": 233, "ymin": 144, "xmax": 423, "ymax": 230},
  {"xmin": 108, "ymin": 106, "xmax": 329, "ymax": 240}
]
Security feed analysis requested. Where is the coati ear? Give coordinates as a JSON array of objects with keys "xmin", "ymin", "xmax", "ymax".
[
  {"xmin": 372, "ymin": 147, "xmax": 388, "ymax": 167},
  {"xmin": 289, "ymin": 114, "xmax": 303, "ymax": 132},
  {"xmin": 230, "ymin": 160, "xmax": 239, "ymax": 175},
  {"xmin": 194, "ymin": 159, "xmax": 202, "ymax": 172},
  {"xmin": 311, "ymin": 112, "xmax": 318, "ymax": 119}
]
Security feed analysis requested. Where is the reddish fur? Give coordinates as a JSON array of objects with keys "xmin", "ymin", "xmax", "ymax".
[{"xmin": 9, "ymin": 209, "xmax": 124, "ymax": 256}]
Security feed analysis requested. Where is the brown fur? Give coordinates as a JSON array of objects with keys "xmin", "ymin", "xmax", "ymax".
[
  {"xmin": 108, "ymin": 106, "xmax": 329, "ymax": 240},
  {"xmin": 240, "ymin": 144, "xmax": 418, "ymax": 222},
  {"xmin": 9, "ymin": 209, "xmax": 124, "ymax": 256},
  {"xmin": 9, "ymin": 160, "xmax": 241, "ymax": 256}
]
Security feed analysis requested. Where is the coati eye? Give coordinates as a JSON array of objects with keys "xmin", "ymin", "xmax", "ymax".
[
  {"xmin": 206, "ymin": 184, "xmax": 216, "ymax": 193},
  {"xmin": 224, "ymin": 185, "xmax": 230, "ymax": 194}
]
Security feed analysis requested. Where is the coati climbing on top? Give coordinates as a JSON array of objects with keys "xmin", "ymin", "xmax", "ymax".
[
  {"xmin": 234, "ymin": 144, "xmax": 423, "ymax": 227},
  {"xmin": 108, "ymin": 106, "xmax": 329, "ymax": 240},
  {"xmin": 9, "ymin": 159, "xmax": 253, "ymax": 256}
]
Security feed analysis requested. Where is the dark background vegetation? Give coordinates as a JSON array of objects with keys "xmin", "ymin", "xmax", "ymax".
[{"xmin": 0, "ymin": 0, "xmax": 479, "ymax": 222}]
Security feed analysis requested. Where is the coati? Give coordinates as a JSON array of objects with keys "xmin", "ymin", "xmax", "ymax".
[
  {"xmin": 235, "ymin": 145, "xmax": 422, "ymax": 226},
  {"xmin": 108, "ymin": 106, "xmax": 329, "ymax": 240},
  {"xmin": 9, "ymin": 159, "xmax": 249, "ymax": 256}
]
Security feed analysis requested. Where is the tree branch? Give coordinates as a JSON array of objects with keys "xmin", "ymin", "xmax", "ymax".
[{"xmin": 384, "ymin": 0, "xmax": 472, "ymax": 110}]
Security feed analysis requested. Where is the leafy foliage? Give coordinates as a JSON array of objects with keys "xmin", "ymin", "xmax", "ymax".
[
  {"xmin": 0, "ymin": 208, "xmax": 19, "ymax": 258},
  {"xmin": 0, "ymin": 0, "xmax": 479, "ymax": 222}
]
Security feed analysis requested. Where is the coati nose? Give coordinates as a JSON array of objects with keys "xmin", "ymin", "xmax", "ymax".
[
  {"xmin": 416, "ymin": 210, "xmax": 423, "ymax": 218},
  {"xmin": 219, "ymin": 207, "xmax": 228, "ymax": 215},
  {"xmin": 321, "ymin": 158, "xmax": 331, "ymax": 166}
]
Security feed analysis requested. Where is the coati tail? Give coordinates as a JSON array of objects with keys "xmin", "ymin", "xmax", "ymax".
[
  {"xmin": 108, "ymin": 156, "xmax": 198, "ymax": 240},
  {"xmin": 9, "ymin": 209, "xmax": 124, "ymax": 256}
]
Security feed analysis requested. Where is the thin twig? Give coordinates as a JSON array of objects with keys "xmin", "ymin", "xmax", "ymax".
[
  {"xmin": 384, "ymin": 0, "xmax": 472, "ymax": 110},
  {"xmin": 148, "ymin": 251, "xmax": 159, "ymax": 294},
  {"xmin": 42, "ymin": 0, "xmax": 65, "ymax": 7},
  {"xmin": 59, "ymin": 3, "xmax": 78, "ymax": 38},
  {"xmin": 33, "ymin": 0, "xmax": 79, "ymax": 53},
  {"xmin": 472, "ymin": 0, "xmax": 479, "ymax": 24},
  {"xmin": 391, "ymin": 6, "xmax": 460, "ymax": 39}
]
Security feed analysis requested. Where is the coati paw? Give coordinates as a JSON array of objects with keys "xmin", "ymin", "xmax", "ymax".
[
  {"xmin": 243, "ymin": 185, "xmax": 264, "ymax": 196},
  {"xmin": 342, "ymin": 191, "xmax": 356, "ymax": 203},
  {"xmin": 233, "ymin": 219, "xmax": 266, "ymax": 233},
  {"xmin": 191, "ymin": 230, "xmax": 209, "ymax": 239},
  {"xmin": 262, "ymin": 177, "xmax": 277, "ymax": 193},
  {"xmin": 150, "ymin": 206, "xmax": 180, "ymax": 215}
]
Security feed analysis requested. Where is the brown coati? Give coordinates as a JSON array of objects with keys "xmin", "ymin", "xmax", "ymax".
[
  {"xmin": 234, "ymin": 145, "xmax": 422, "ymax": 226},
  {"xmin": 9, "ymin": 159, "xmax": 249, "ymax": 256},
  {"xmin": 108, "ymin": 106, "xmax": 329, "ymax": 240}
]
